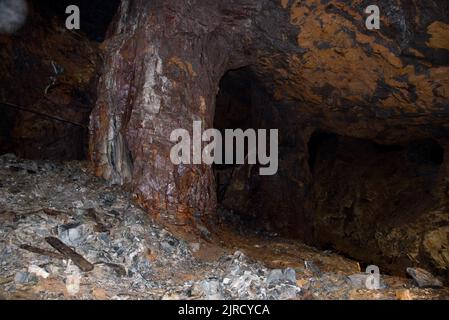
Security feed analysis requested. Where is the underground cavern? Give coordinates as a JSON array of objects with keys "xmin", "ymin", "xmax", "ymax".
[{"xmin": 0, "ymin": 0, "xmax": 449, "ymax": 301}]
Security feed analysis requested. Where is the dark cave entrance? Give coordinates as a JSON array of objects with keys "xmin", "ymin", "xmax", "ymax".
[
  {"xmin": 212, "ymin": 67, "xmax": 275, "ymax": 232},
  {"xmin": 212, "ymin": 67, "xmax": 303, "ymax": 235},
  {"xmin": 307, "ymin": 131, "xmax": 444, "ymax": 274},
  {"xmin": 307, "ymin": 131, "xmax": 444, "ymax": 229},
  {"xmin": 212, "ymin": 68, "xmax": 446, "ymax": 276}
]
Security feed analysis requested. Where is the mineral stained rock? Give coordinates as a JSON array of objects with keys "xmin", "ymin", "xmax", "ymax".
[
  {"xmin": 89, "ymin": 1, "xmax": 449, "ymax": 281},
  {"xmin": 90, "ymin": 0, "xmax": 256, "ymax": 221}
]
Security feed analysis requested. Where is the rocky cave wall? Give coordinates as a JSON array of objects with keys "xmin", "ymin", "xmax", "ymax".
[
  {"xmin": 213, "ymin": 67, "xmax": 449, "ymax": 277},
  {"xmin": 89, "ymin": 0, "xmax": 256, "ymax": 223},
  {"xmin": 89, "ymin": 0, "xmax": 449, "ymax": 280},
  {"xmin": 1, "ymin": 0, "xmax": 447, "ymax": 281}
]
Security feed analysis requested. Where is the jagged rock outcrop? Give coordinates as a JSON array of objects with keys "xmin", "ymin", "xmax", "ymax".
[
  {"xmin": 90, "ymin": 0, "xmax": 255, "ymax": 221},
  {"xmin": 90, "ymin": 0, "xmax": 449, "ymax": 280}
]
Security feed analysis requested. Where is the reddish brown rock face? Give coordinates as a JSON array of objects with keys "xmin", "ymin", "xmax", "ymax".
[
  {"xmin": 90, "ymin": 0, "xmax": 449, "ymax": 279},
  {"xmin": 90, "ymin": 0, "xmax": 255, "ymax": 222}
]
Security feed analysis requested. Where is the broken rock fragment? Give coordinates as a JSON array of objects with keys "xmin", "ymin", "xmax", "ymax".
[
  {"xmin": 266, "ymin": 268, "xmax": 297, "ymax": 286},
  {"xmin": 57, "ymin": 222, "xmax": 88, "ymax": 246},
  {"xmin": 406, "ymin": 267, "xmax": 443, "ymax": 288},
  {"xmin": 28, "ymin": 265, "xmax": 50, "ymax": 279}
]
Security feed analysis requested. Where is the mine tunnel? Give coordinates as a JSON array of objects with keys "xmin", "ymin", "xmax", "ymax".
[
  {"xmin": 0, "ymin": 0, "xmax": 449, "ymax": 300},
  {"xmin": 213, "ymin": 67, "xmax": 447, "ymax": 279}
]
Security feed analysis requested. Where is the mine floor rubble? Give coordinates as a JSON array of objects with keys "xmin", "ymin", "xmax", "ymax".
[{"xmin": 0, "ymin": 154, "xmax": 448, "ymax": 300}]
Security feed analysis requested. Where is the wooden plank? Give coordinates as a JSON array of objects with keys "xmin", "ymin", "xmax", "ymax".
[
  {"xmin": 45, "ymin": 237, "xmax": 94, "ymax": 272},
  {"xmin": 19, "ymin": 244, "xmax": 64, "ymax": 259}
]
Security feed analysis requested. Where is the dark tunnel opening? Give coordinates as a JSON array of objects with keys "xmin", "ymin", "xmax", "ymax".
[
  {"xmin": 307, "ymin": 131, "xmax": 445, "ymax": 275},
  {"xmin": 213, "ymin": 67, "xmax": 261, "ymax": 228},
  {"xmin": 212, "ymin": 68, "xmax": 446, "ymax": 278}
]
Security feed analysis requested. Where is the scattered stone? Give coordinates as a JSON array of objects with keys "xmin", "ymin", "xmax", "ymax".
[
  {"xmin": 406, "ymin": 267, "xmax": 443, "ymax": 288},
  {"xmin": 57, "ymin": 222, "xmax": 87, "ymax": 246},
  {"xmin": 304, "ymin": 260, "xmax": 321, "ymax": 275},
  {"xmin": 396, "ymin": 289, "xmax": 412, "ymax": 300},
  {"xmin": 65, "ymin": 264, "xmax": 81, "ymax": 296},
  {"xmin": 28, "ymin": 265, "xmax": 50, "ymax": 279},
  {"xmin": 266, "ymin": 268, "xmax": 296, "ymax": 285},
  {"xmin": 268, "ymin": 284, "xmax": 300, "ymax": 300},
  {"xmin": 92, "ymin": 287, "xmax": 109, "ymax": 300},
  {"xmin": 193, "ymin": 279, "xmax": 223, "ymax": 300},
  {"xmin": 283, "ymin": 268, "xmax": 297, "ymax": 284},
  {"xmin": 0, "ymin": 156, "xmax": 448, "ymax": 300},
  {"xmin": 14, "ymin": 271, "xmax": 31, "ymax": 284},
  {"xmin": 347, "ymin": 273, "xmax": 370, "ymax": 289},
  {"xmin": 99, "ymin": 193, "xmax": 116, "ymax": 206},
  {"xmin": 296, "ymin": 278, "xmax": 309, "ymax": 288},
  {"xmin": 189, "ymin": 242, "xmax": 201, "ymax": 253},
  {"xmin": 266, "ymin": 269, "xmax": 283, "ymax": 285},
  {"xmin": 197, "ymin": 224, "xmax": 211, "ymax": 241},
  {"xmin": 161, "ymin": 241, "xmax": 176, "ymax": 254}
]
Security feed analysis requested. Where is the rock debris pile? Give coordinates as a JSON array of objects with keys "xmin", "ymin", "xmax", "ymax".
[{"xmin": 0, "ymin": 155, "xmax": 302, "ymax": 300}]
